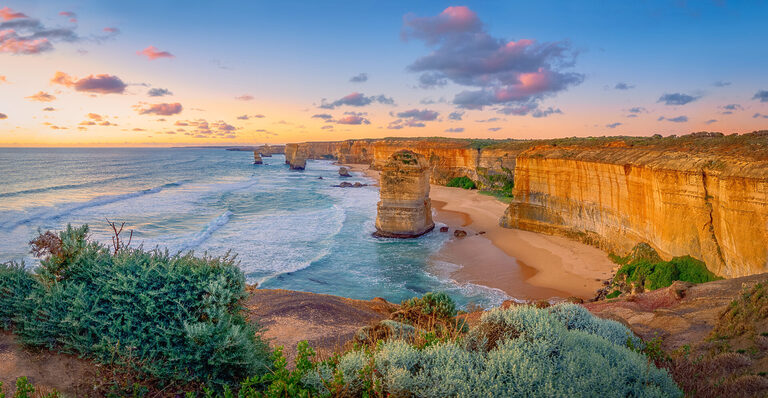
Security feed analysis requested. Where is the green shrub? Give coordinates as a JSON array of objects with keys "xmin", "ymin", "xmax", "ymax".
[
  {"xmin": 302, "ymin": 304, "xmax": 680, "ymax": 397},
  {"xmin": 11, "ymin": 225, "xmax": 270, "ymax": 388},
  {"xmin": 0, "ymin": 262, "xmax": 36, "ymax": 330},
  {"xmin": 446, "ymin": 176, "xmax": 476, "ymax": 190},
  {"xmin": 612, "ymin": 243, "xmax": 720, "ymax": 293},
  {"xmin": 398, "ymin": 292, "xmax": 457, "ymax": 322}
]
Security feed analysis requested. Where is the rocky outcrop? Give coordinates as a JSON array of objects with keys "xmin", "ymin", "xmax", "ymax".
[
  {"xmin": 284, "ymin": 143, "xmax": 297, "ymax": 165},
  {"xmin": 253, "ymin": 151, "xmax": 263, "ymax": 164},
  {"xmin": 288, "ymin": 145, "xmax": 308, "ymax": 170},
  {"xmin": 339, "ymin": 167, "xmax": 351, "ymax": 177},
  {"xmin": 374, "ymin": 150, "xmax": 434, "ymax": 238},
  {"xmin": 502, "ymin": 137, "xmax": 768, "ymax": 278},
  {"xmin": 259, "ymin": 144, "xmax": 273, "ymax": 157}
]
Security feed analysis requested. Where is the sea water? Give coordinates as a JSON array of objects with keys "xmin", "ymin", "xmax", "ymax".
[{"xmin": 0, "ymin": 148, "xmax": 509, "ymax": 308}]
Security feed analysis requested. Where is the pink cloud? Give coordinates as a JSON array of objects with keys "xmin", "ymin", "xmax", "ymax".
[
  {"xmin": 336, "ymin": 115, "xmax": 370, "ymax": 125},
  {"xmin": 0, "ymin": 30, "xmax": 51, "ymax": 54},
  {"xmin": 0, "ymin": 7, "xmax": 27, "ymax": 21},
  {"xmin": 402, "ymin": 6, "xmax": 481, "ymax": 43},
  {"xmin": 235, "ymin": 94, "xmax": 254, "ymax": 101},
  {"xmin": 137, "ymin": 46, "xmax": 174, "ymax": 60},
  {"xmin": 103, "ymin": 27, "xmax": 119, "ymax": 33},
  {"xmin": 59, "ymin": 11, "xmax": 77, "ymax": 23},
  {"xmin": 136, "ymin": 103, "xmax": 183, "ymax": 116},
  {"xmin": 51, "ymin": 71, "xmax": 127, "ymax": 94}
]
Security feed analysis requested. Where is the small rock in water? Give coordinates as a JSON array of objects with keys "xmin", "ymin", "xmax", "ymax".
[
  {"xmin": 439, "ymin": 226, "xmax": 449, "ymax": 233},
  {"xmin": 339, "ymin": 166, "xmax": 351, "ymax": 177},
  {"xmin": 453, "ymin": 229, "xmax": 467, "ymax": 238},
  {"xmin": 353, "ymin": 182, "xmax": 363, "ymax": 187},
  {"xmin": 318, "ymin": 176, "xmax": 324, "ymax": 180}
]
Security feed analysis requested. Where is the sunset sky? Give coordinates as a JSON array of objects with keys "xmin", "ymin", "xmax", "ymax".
[{"xmin": 1, "ymin": 1, "xmax": 767, "ymax": 146}]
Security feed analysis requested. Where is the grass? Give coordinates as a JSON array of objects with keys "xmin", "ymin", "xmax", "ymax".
[
  {"xmin": 446, "ymin": 176, "xmax": 476, "ymax": 189},
  {"xmin": 712, "ymin": 282, "xmax": 768, "ymax": 339},
  {"xmin": 608, "ymin": 243, "xmax": 721, "ymax": 295}
]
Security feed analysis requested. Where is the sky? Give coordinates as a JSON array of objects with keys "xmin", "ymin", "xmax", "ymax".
[{"xmin": 0, "ymin": 1, "xmax": 767, "ymax": 147}]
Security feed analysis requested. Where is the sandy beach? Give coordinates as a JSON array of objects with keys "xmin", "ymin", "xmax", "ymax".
[{"xmin": 345, "ymin": 163, "xmax": 616, "ymax": 301}]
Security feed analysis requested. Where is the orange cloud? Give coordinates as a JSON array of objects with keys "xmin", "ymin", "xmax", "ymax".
[
  {"xmin": 51, "ymin": 71, "xmax": 126, "ymax": 94},
  {"xmin": 0, "ymin": 7, "xmax": 27, "ymax": 21},
  {"xmin": 137, "ymin": 46, "xmax": 174, "ymax": 60},
  {"xmin": 26, "ymin": 91, "xmax": 56, "ymax": 102},
  {"xmin": 0, "ymin": 75, "xmax": 7, "ymax": 84}
]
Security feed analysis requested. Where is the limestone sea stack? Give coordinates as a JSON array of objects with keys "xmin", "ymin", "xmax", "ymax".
[
  {"xmin": 374, "ymin": 150, "xmax": 434, "ymax": 238},
  {"xmin": 339, "ymin": 166, "xmax": 351, "ymax": 177},
  {"xmin": 289, "ymin": 145, "xmax": 308, "ymax": 170},
  {"xmin": 253, "ymin": 151, "xmax": 263, "ymax": 164},
  {"xmin": 260, "ymin": 144, "xmax": 273, "ymax": 157}
]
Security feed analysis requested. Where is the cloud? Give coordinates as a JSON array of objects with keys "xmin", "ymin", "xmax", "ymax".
[
  {"xmin": 657, "ymin": 93, "xmax": 698, "ymax": 106},
  {"xmin": 237, "ymin": 115, "xmax": 250, "ymax": 120},
  {"xmin": 0, "ymin": 9, "xmax": 79, "ymax": 54},
  {"xmin": 531, "ymin": 107, "xmax": 562, "ymax": 118},
  {"xmin": 476, "ymin": 117, "xmax": 500, "ymax": 123},
  {"xmin": 319, "ymin": 92, "xmax": 395, "ymax": 109},
  {"xmin": 175, "ymin": 118, "xmax": 240, "ymax": 138},
  {"xmin": 713, "ymin": 80, "xmax": 731, "ymax": 87},
  {"xmin": 753, "ymin": 90, "xmax": 768, "ymax": 103},
  {"xmin": 626, "ymin": 114, "xmax": 637, "ymax": 118},
  {"xmin": 488, "ymin": 127, "xmax": 502, "ymax": 131},
  {"xmin": 705, "ymin": 119, "xmax": 717, "ymax": 124},
  {"xmin": 396, "ymin": 108, "xmax": 439, "ymax": 121},
  {"xmin": 136, "ymin": 102, "xmax": 183, "ymax": 116},
  {"xmin": 614, "ymin": 82, "xmax": 634, "ymax": 90},
  {"xmin": 0, "ymin": 7, "xmax": 27, "ymax": 21},
  {"xmin": 628, "ymin": 107, "xmax": 647, "ymax": 114},
  {"xmin": 0, "ymin": 75, "xmax": 6, "ymax": 83},
  {"xmin": 445, "ymin": 127, "xmax": 464, "ymax": 133},
  {"xmin": 235, "ymin": 94, "xmax": 254, "ymax": 101},
  {"xmin": 403, "ymin": 6, "xmax": 583, "ymax": 109},
  {"xmin": 420, "ymin": 97, "xmax": 446, "ymax": 105},
  {"xmin": 722, "ymin": 104, "xmax": 742, "ymax": 110},
  {"xmin": 42, "ymin": 107, "xmax": 55, "ymax": 111},
  {"xmin": 87, "ymin": 113, "xmax": 103, "ymax": 121},
  {"xmin": 448, "ymin": 111, "xmax": 464, "ymax": 120},
  {"xmin": 137, "ymin": 45, "xmax": 174, "ymax": 60},
  {"xmin": 606, "ymin": 122, "xmax": 622, "ymax": 128},
  {"xmin": 103, "ymin": 27, "xmax": 120, "ymax": 34},
  {"xmin": 417, "ymin": 72, "xmax": 447, "ymax": 89},
  {"xmin": 350, "ymin": 73, "xmax": 368, "ymax": 83},
  {"xmin": 312, "ymin": 113, "xmax": 333, "ymax": 120},
  {"xmin": 51, "ymin": 71, "xmax": 126, "ymax": 94},
  {"xmin": 320, "ymin": 125, "xmax": 333, "ymax": 130},
  {"xmin": 336, "ymin": 111, "xmax": 370, "ymax": 125},
  {"xmin": 0, "ymin": 113, "xmax": 6, "ymax": 119},
  {"xmin": 148, "ymin": 88, "xmax": 173, "ymax": 97},
  {"xmin": 26, "ymin": 91, "xmax": 56, "ymax": 102},
  {"xmin": 658, "ymin": 115, "xmax": 688, "ymax": 123},
  {"xmin": 59, "ymin": 11, "xmax": 77, "ymax": 23},
  {"xmin": 753, "ymin": 113, "xmax": 768, "ymax": 119}
]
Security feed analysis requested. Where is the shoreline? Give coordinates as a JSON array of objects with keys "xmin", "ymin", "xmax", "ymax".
[{"xmin": 343, "ymin": 162, "xmax": 615, "ymax": 301}]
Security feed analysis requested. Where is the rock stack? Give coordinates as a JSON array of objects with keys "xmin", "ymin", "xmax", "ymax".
[
  {"xmin": 374, "ymin": 150, "xmax": 434, "ymax": 238},
  {"xmin": 284, "ymin": 143, "xmax": 297, "ymax": 165},
  {"xmin": 260, "ymin": 144, "xmax": 272, "ymax": 157},
  {"xmin": 339, "ymin": 166, "xmax": 351, "ymax": 177},
  {"xmin": 289, "ymin": 145, "xmax": 308, "ymax": 170},
  {"xmin": 253, "ymin": 151, "xmax": 263, "ymax": 164}
]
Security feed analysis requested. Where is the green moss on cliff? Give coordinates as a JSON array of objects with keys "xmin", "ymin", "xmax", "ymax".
[
  {"xmin": 446, "ymin": 176, "xmax": 476, "ymax": 189},
  {"xmin": 611, "ymin": 243, "xmax": 721, "ymax": 294}
]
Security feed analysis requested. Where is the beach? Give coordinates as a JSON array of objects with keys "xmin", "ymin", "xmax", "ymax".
[{"xmin": 346, "ymin": 163, "xmax": 616, "ymax": 301}]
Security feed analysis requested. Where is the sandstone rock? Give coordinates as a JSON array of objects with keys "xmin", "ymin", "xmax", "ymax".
[
  {"xmin": 439, "ymin": 226, "xmax": 449, "ymax": 233},
  {"xmin": 339, "ymin": 166, "xmax": 351, "ymax": 177},
  {"xmin": 289, "ymin": 145, "xmax": 308, "ymax": 170},
  {"xmin": 374, "ymin": 150, "xmax": 434, "ymax": 238},
  {"xmin": 259, "ymin": 144, "xmax": 273, "ymax": 157},
  {"xmin": 353, "ymin": 182, "xmax": 363, "ymax": 187},
  {"xmin": 333, "ymin": 182, "xmax": 367, "ymax": 188},
  {"xmin": 453, "ymin": 229, "xmax": 467, "ymax": 238},
  {"xmin": 253, "ymin": 151, "xmax": 263, "ymax": 165}
]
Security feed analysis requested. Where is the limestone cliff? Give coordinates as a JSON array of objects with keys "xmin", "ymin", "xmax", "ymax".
[
  {"xmin": 374, "ymin": 150, "xmax": 434, "ymax": 238},
  {"xmin": 502, "ymin": 134, "xmax": 768, "ymax": 278}
]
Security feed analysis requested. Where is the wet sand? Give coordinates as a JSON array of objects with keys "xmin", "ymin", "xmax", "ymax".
[{"xmin": 344, "ymin": 163, "xmax": 616, "ymax": 301}]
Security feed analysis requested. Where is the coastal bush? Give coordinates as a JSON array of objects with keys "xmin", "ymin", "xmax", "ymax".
[
  {"xmin": 446, "ymin": 176, "xmax": 476, "ymax": 190},
  {"xmin": 298, "ymin": 304, "xmax": 680, "ymax": 397},
  {"xmin": 9, "ymin": 224, "xmax": 270, "ymax": 388},
  {"xmin": 611, "ymin": 243, "xmax": 720, "ymax": 294},
  {"xmin": 0, "ymin": 262, "xmax": 36, "ymax": 330},
  {"xmin": 0, "ymin": 377, "xmax": 60, "ymax": 398}
]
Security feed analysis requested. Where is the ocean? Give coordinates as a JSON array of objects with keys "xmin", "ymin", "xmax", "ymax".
[{"xmin": 0, "ymin": 148, "xmax": 509, "ymax": 308}]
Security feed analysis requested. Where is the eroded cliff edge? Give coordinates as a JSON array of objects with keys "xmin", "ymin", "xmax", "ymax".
[
  {"xmin": 282, "ymin": 133, "xmax": 768, "ymax": 277},
  {"xmin": 501, "ymin": 134, "xmax": 768, "ymax": 278}
]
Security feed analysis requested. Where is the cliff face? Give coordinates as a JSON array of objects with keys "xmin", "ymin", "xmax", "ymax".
[
  {"xmin": 502, "ymin": 141, "xmax": 768, "ymax": 278},
  {"xmin": 374, "ymin": 150, "xmax": 434, "ymax": 238}
]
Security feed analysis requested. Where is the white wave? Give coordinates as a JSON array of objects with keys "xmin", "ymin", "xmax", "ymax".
[{"xmin": 177, "ymin": 210, "xmax": 233, "ymax": 253}]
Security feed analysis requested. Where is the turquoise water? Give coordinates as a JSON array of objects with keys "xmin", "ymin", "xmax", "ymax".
[{"xmin": 0, "ymin": 148, "xmax": 509, "ymax": 308}]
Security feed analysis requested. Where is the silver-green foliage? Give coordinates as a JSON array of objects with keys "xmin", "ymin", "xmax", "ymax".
[
  {"xmin": 325, "ymin": 304, "xmax": 681, "ymax": 397},
  {"xmin": 0, "ymin": 261, "xmax": 36, "ymax": 329},
  {"xmin": 4, "ymin": 224, "xmax": 270, "ymax": 387}
]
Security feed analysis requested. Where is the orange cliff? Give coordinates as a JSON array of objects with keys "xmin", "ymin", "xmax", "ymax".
[
  {"xmin": 281, "ymin": 133, "xmax": 768, "ymax": 277},
  {"xmin": 501, "ymin": 134, "xmax": 768, "ymax": 278}
]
